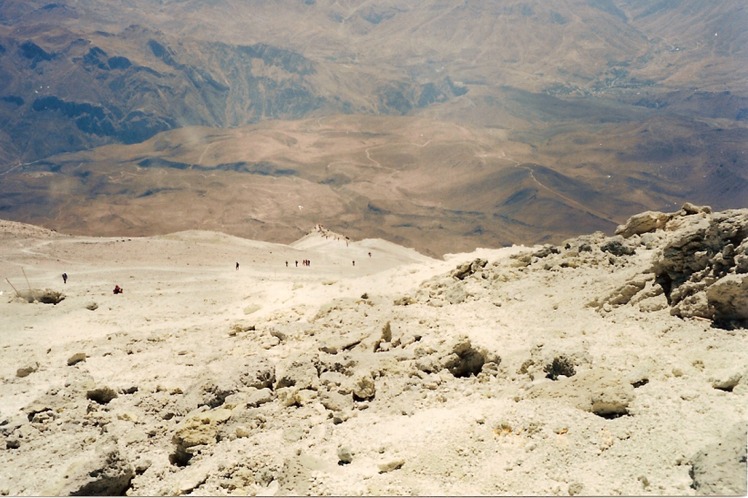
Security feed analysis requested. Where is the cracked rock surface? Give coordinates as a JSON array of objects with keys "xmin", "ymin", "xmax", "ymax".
[{"xmin": 0, "ymin": 210, "xmax": 746, "ymax": 496}]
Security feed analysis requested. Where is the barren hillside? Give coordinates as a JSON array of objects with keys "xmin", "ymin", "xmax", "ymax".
[
  {"xmin": 0, "ymin": 1, "xmax": 746, "ymax": 254},
  {"xmin": 0, "ymin": 204, "xmax": 746, "ymax": 495}
]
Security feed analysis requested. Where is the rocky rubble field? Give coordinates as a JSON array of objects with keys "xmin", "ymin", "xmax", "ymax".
[{"xmin": 0, "ymin": 205, "xmax": 746, "ymax": 496}]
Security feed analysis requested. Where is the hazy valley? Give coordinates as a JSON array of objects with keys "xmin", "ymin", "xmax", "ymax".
[
  {"xmin": 1, "ymin": 3, "xmax": 747, "ymax": 494},
  {"xmin": 0, "ymin": 0, "xmax": 746, "ymax": 254}
]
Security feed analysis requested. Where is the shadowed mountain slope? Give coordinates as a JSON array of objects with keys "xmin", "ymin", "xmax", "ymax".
[
  {"xmin": 1, "ymin": 114, "xmax": 743, "ymax": 256},
  {"xmin": 0, "ymin": 1, "xmax": 745, "ymax": 254}
]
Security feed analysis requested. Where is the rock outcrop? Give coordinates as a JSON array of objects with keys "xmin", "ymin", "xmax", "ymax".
[
  {"xmin": 1, "ymin": 207, "xmax": 746, "ymax": 495},
  {"xmin": 615, "ymin": 204, "xmax": 748, "ymax": 328},
  {"xmin": 46, "ymin": 441, "xmax": 134, "ymax": 496}
]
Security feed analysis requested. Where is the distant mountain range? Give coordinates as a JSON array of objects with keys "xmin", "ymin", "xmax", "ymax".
[{"xmin": 0, "ymin": 0, "xmax": 746, "ymax": 255}]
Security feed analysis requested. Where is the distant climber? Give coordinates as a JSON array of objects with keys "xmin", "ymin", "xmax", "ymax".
[
  {"xmin": 62, "ymin": 272, "xmax": 68, "ymax": 284},
  {"xmin": 113, "ymin": 285, "xmax": 123, "ymax": 295},
  {"xmin": 236, "ymin": 262, "xmax": 239, "ymax": 270}
]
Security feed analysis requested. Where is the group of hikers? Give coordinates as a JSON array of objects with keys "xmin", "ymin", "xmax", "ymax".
[
  {"xmin": 279, "ymin": 256, "xmax": 366, "ymax": 268},
  {"xmin": 57, "ymin": 225, "xmax": 372, "ymax": 297},
  {"xmin": 246, "ymin": 250, "xmax": 371, "ymax": 272}
]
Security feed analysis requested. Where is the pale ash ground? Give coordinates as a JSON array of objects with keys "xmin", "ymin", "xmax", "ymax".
[{"xmin": 0, "ymin": 219, "xmax": 745, "ymax": 495}]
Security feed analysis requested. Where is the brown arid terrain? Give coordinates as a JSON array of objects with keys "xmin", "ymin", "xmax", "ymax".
[
  {"xmin": 2, "ymin": 111, "xmax": 747, "ymax": 257},
  {"xmin": 1, "ymin": 3, "xmax": 747, "ymax": 496},
  {"xmin": 0, "ymin": 203, "xmax": 746, "ymax": 495},
  {"xmin": 1, "ymin": 1, "xmax": 747, "ymax": 255}
]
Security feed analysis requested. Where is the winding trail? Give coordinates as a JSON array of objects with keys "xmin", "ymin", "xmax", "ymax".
[
  {"xmin": 476, "ymin": 149, "xmax": 618, "ymax": 225},
  {"xmin": 365, "ymin": 147, "xmax": 382, "ymax": 169},
  {"xmin": 514, "ymin": 163, "xmax": 619, "ymax": 225}
]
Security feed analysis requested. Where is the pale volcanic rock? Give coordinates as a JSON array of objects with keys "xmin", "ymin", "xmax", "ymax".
[
  {"xmin": 0, "ymin": 210, "xmax": 746, "ymax": 496},
  {"xmin": 616, "ymin": 210, "xmax": 673, "ymax": 238},
  {"xmin": 41, "ymin": 439, "xmax": 135, "ymax": 496}
]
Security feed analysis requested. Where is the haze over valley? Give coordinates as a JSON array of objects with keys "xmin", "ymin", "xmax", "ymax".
[
  {"xmin": 1, "ymin": 3, "xmax": 747, "ymax": 494},
  {"xmin": 0, "ymin": 0, "xmax": 746, "ymax": 254}
]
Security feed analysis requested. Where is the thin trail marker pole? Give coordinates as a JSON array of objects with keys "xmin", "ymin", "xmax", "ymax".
[
  {"xmin": 5, "ymin": 278, "xmax": 20, "ymax": 296},
  {"xmin": 22, "ymin": 268, "xmax": 31, "ymax": 290}
]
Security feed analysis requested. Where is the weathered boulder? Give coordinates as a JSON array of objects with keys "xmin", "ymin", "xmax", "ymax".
[
  {"xmin": 412, "ymin": 336, "xmax": 496, "ymax": 379},
  {"xmin": 592, "ymin": 274, "xmax": 653, "ymax": 309},
  {"xmin": 352, "ymin": 374, "xmax": 376, "ymax": 401},
  {"xmin": 243, "ymin": 387, "xmax": 275, "ymax": 408},
  {"xmin": 274, "ymin": 356, "xmax": 319, "ymax": 391},
  {"xmin": 451, "ymin": 258, "xmax": 487, "ymax": 280},
  {"xmin": 600, "ymin": 236, "xmax": 636, "ymax": 257},
  {"xmin": 337, "ymin": 446, "xmax": 353, "ymax": 465},
  {"xmin": 171, "ymin": 408, "xmax": 233, "ymax": 466},
  {"xmin": 649, "ymin": 208, "xmax": 748, "ymax": 326},
  {"xmin": 680, "ymin": 202, "xmax": 712, "ymax": 216},
  {"xmin": 277, "ymin": 387, "xmax": 318, "ymax": 407},
  {"xmin": 16, "ymin": 362, "xmax": 39, "ymax": 378},
  {"xmin": 526, "ymin": 369, "xmax": 634, "ymax": 417},
  {"xmin": 41, "ymin": 440, "xmax": 133, "ymax": 496},
  {"xmin": 689, "ymin": 423, "xmax": 747, "ymax": 495},
  {"xmin": 67, "ymin": 352, "xmax": 87, "ymax": 366},
  {"xmin": 378, "ymin": 459, "xmax": 405, "ymax": 473},
  {"xmin": 710, "ymin": 372, "xmax": 742, "ymax": 392},
  {"xmin": 706, "ymin": 274, "xmax": 748, "ymax": 325},
  {"xmin": 532, "ymin": 245, "xmax": 560, "ymax": 259},
  {"xmin": 443, "ymin": 336, "xmax": 487, "ymax": 378},
  {"xmin": 320, "ymin": 389, "xmax": 352, "ymax": 412},
  {"xmin": 615, "ymin": 210, "xmax": 673, "ymax": 238}
]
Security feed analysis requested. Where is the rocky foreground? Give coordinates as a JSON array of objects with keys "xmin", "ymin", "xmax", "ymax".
[{"xmin": 0, "ymin": 204, "xmax": 746, "ymax": 496}]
